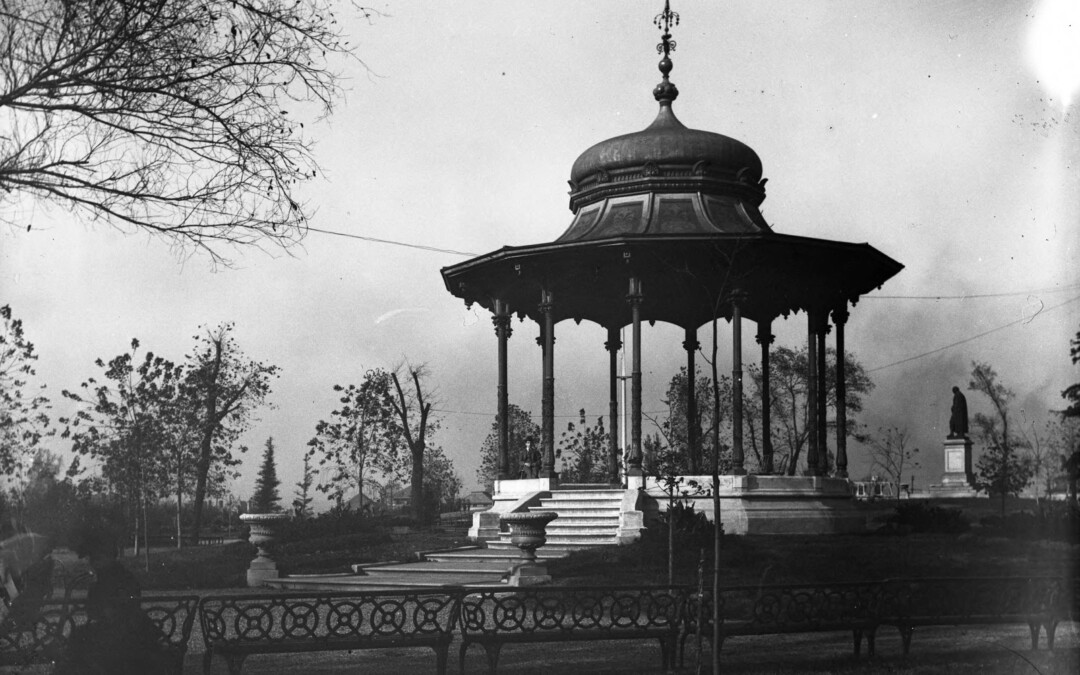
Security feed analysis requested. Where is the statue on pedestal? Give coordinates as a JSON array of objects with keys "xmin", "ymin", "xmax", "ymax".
[{"xmin": 948, "ymin": 386, "xmax": 968, "ymax": 439}]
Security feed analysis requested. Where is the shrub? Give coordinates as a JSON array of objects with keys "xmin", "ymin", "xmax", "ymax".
[
  {"xmin": 885, "ymin": 502, "xmax": 970, "ymax": 534},
  {"xmin": 276, "ymin": 507, "xmax": 378, "ymax": 543},
  {"xmin": 980, "ymin": 504, "xmax": 1080, "ymax": 543}
]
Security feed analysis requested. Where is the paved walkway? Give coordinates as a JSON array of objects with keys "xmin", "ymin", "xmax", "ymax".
[{"xmin": 179, "ymin": 621, "xmax": 1080, "ymax": 674}]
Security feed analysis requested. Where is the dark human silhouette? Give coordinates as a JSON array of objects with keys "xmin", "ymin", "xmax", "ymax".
[
  {"xmin": 56, "ymin": 530, "xmax": 168, "ymax": 675},
  {"xmin": 948, "ymin": 386, "xmax": 969, "ymax": 439},
  {"xmin": 522, "ymin": 438, "xmax": 541, "ymax": 479}
]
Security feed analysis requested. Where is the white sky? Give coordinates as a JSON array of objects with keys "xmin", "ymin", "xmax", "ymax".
[{"xmin": 2, "ymin": 1, "xmax": 1078, "ymax": 506}]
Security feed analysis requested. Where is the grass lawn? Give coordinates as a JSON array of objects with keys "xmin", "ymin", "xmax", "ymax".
[{"xmin": 65, "ymin": 498, "xmax": 1076, "ymax": 592}]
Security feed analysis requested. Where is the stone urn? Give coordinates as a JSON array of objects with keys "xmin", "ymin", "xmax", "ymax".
[
  {"xmin": 501, "ymin": 511, "xmax": 557, "ymax": 562},
  {"xmin": 240, "ymin": 512, "xmax": 290, "ymax": 586}
]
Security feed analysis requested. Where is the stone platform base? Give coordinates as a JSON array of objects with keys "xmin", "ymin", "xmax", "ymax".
[
  {"xmin": 929, "ymin": 484, "xmax": 981, "ymax": 498},
  {"xmin": 645, "ymin": 475, "xmax": 869, "ymax": 535}
]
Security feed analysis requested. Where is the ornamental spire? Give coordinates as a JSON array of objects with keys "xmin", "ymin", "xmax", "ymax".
[{"xmin": 653, "ymin": 0, "xmax": 680, "ymax": 104}]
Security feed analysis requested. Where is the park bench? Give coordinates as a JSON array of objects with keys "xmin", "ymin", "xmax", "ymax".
[
  {"xmin": 0, "ymin": 594, "xmax": 198, "ymax": 673},
  {"xmin": 458, "ymin": 585, "xmax": 686, "ymax": 674},
  {"xmin": 678, "ymin": 581, "xmax": 882, "ymax": 666},
  {"xmin": 198, "ymin": 590, "xmax": 460, "ymax": 675},
  {"xmin": 876, "ymin": 576, "xmax": 1068, "ymax": 653}
]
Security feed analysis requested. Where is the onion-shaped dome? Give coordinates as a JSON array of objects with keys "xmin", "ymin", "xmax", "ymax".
[{"xmin": 558, "ymin": 49, "xmax": 771, "ymax": 242}]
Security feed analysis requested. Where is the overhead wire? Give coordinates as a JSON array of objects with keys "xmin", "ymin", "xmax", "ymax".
[
  {"xmin": 866, "ymin": 294, "xmax": 1080, "ymax": 373},
  {"xmin": 863, "ymin": 283, "xmax": 1080, "ymax": 300},
  {"xmin": 305, "ymin": 226, "xmax": 479, "ymax": 257},
  {"xmin": 301, "ymin": 226, "xmax": 1078, "ymax": 377}
]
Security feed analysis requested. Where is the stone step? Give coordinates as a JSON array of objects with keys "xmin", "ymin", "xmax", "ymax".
[
  {"xmin": 543, "ymin": 517, "xmax": 620, "ymax": 527},
  {"xmin": 264, "ymin": 573, "xmax": 507, "ymax": 591},
  {"xmin": 545, "ymin": 527, "xmax": 623, "ymax": 537},
  {"xmin": 423, "ymin": 549, "xmax": 568, "ymax": 564},
  {"xmin": 487, "ymin": 541, "xmax": 619, "ymax": 553},
  {"xmin": 361, "ymin": 561, "xmax": 512, "ymax": 577},
  {"xmin": 496, "ymin": 532, "xmax": 621, "ymax": 545},
  {"xmin": 544, "ymin": 535, "xmax": 621, "ymax": 545},
  {"xmin": 535, "ymin": 500, "xmax": 622, "ymax": 509},
  {"xmin": 541, "ymin": 492, "xmax": 625, "ymax": 501},
  {"xmin": 555, "ymin": 483, "xmax": 621, "ymax": 491}
]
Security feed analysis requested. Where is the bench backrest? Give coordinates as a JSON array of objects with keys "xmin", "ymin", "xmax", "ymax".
[
  {"xmin": 0, "ymin": 594, "xmax": 198, "ymax": 666},
  {"xmin": 459, "ymin": 585, "xmax": 686, "ymax": 637},
  {"xmin": 199, "ymin": 591, "xmax": 460, "ymax": 646},
  {"xmin": 877, "ymin": 576, "xmax": 1065, "ymax": 621},
  {"xmin": 685, "ymin": 582, "xmax": 881, "ymax": 632}
]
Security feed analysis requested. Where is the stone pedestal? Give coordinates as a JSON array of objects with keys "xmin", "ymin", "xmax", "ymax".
[
  {"xmin": 931, "ymin": 437, "xmax": 979, "ymax": 497},
  {"xmin": 501, "ymin": 511, "xmax": 557, "ymax": 586},
  {"xmin": 240, "ymin": 512, "xmax": 290, "ymax": 587}
]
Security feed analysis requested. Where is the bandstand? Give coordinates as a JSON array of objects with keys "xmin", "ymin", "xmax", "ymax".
[{"xmin": 442, "ymin": 4, "xmax": 903, "ymax": 539}]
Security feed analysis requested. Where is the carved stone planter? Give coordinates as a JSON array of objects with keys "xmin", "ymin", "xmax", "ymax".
[
  {"xmin": 240, "ymin": 512, "xmax": 290, "ymax": 586},
  {"xmin": 501, "ymin": 511, "xmax": 557, "ymax": 562}
]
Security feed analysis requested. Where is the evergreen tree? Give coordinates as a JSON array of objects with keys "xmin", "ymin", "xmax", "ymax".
[
  {"xmin": 251, "ymin": 437, "xmax": 281, "ymax": 513},
  {"xmin": 292, "ymin": 454, "xmax": 314, "ymax": 519}
]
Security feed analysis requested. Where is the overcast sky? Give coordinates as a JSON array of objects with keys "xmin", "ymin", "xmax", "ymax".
[{"xmin": 3, "ymin": 1, "xmax": 1078, "ymax": 507}]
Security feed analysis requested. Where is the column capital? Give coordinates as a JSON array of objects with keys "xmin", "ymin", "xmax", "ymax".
[
  {"xmin": 832, "ymin": 306, "xmax": 850, "ymax": 326},
  {"xmin": 538, "ymin": 289, "xmax": 554, "ymax": 314},
  {"xmin": 492, "ymin": 313, "xmax": 512, "ymax": 337},
  {"xmin": 605, "ymin": 336, "xmax": 623, "ymax": 352},
  {"xmin": 728, "ymin": 288, "xmax": 749, "ymax": 308}
]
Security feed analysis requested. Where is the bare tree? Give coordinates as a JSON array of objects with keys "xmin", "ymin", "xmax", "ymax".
[
  {"xmin": 387, "ymin": 363, "xmax": 437, "ymax": 523},
  {"xmin": 869, "ymin": 426, "xmax": 918, "ymax": 501},
  {"xmin": 0, "ymin": 0, "xmax": 369, "ymax": 263}
]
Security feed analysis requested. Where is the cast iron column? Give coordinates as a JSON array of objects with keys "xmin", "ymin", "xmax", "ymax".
[
  {"xmin": 539, "ymin": 290, "xmax": 556, "ymax": 479},
  {"xmin": 731, "ymin": 293, "xmax": 746, "ymax": 475},
  {"xmin": 806, "ymin": 312, "xmax": 819, "ymax": 475},
  {"xmin": 605, "ymin": 327, "xmax": 622, "ymax": 484},
  {"xmin": 817, "ymin": 322, "xmax": 830, "ymax": 475},
  {"xmin": 493, "ymin": 299, "xmax": 512, "ymax": 481},
  {"xmin": 627, "ymin": 278, "xmax": 644, "ymax": 476},
  {"xmin": 756, "ymin": 320, "xmax": 775, "ymax": 474},
  {"xmin": 684, "ymin": 328, "xmax": 699, "ymax": 474},
  {"xmin": 833, "ymin": 305, "xmax": 849, "ymax": 478}
]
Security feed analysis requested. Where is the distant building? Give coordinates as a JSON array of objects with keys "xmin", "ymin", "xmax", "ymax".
[
  {"xmin": 345, "ymin": 489, "xmax": 381, "ymax": 513},
  {"xmin": 463, "ymin": 491, "xmax": 494, "ymax": 512}
]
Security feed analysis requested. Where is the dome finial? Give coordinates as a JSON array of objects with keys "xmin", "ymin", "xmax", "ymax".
[{"xmin": 653, "ymin": 1, "xmax": 680, "ymax": 103}]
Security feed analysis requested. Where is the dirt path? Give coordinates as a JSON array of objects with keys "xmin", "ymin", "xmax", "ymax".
[{"xmin": 182, "ymin": 622, "xmax": 1080, "ymax": 674}]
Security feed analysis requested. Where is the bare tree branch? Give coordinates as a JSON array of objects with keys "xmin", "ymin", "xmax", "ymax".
[{"xmin": 0, "ymin": 0, "xmax": 370, "ymax": 264}]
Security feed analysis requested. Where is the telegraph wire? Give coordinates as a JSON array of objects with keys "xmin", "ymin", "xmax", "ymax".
[
  {"xmin": 304, "ymin": 226, "xmax": 1076, "ymax": 299},
  {"xmin": 305, "ymin": 226, "xmax": 478, "ymax": 257},
  {"xmin": 301, "ymin": 226, "xmax": 1078, "ymax": 376},
  {"xmin": 863, "ymin": 283, "xmax": 1080, "ymax": 300},
  {"xmin": 866, "ymin": 294, "xmax": 1080, "ymax": 373}
]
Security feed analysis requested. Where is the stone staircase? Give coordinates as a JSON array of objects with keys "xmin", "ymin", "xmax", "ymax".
[
  {"xmin": 263, "ymin": 486, "xmax": 642, "ymax": 591},
  {"xmin": 487, "ymin": 485, "xmax": 634, "ymax": 554}
]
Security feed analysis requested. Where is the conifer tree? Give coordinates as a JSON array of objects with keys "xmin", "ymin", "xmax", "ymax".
[
  {"xmin": 251, "ymin": 437, "xmax": 281, "ymax": 513},
  {"xmin": 293, "ymin": 454, "xmax": 314, "ymax": 518}
]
